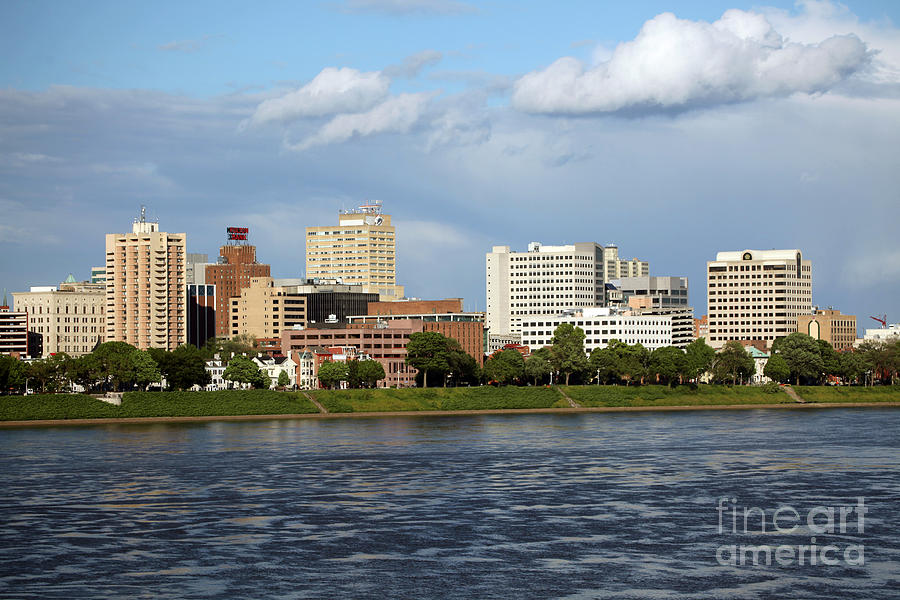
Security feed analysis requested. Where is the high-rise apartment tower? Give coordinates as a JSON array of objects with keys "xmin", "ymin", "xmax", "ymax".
[{"xmin": 105, "ymin": 208, "xmax": 186, "ymax": 350}]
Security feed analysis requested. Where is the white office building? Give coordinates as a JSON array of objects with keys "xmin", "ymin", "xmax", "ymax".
[
  {"xmin": 486, "ymin": 242, "xmax": 648, "ymax": 336},
  {"xmin": 521, "ymin": 307, "xmax": 673, "ymax": 354}
]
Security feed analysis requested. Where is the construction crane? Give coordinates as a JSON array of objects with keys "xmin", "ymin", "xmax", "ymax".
[{"xmin": 870, "ymin": 315, "xmax": 887, "ymax": 328}]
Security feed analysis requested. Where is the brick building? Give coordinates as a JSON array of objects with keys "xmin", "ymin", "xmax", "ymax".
[{"xmin": 206, "ymin": 243, "xmax": 270, "ymax": 338}]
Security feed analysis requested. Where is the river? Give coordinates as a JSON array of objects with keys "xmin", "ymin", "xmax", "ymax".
[{"xmin": 1, "ymin": 407, "xmax": 898, "ymax": 598}]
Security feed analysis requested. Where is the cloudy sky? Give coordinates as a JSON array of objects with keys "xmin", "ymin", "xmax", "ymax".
[{"xmin": 2, "ymin": 0, "xmax": 898, "ymax": 329}]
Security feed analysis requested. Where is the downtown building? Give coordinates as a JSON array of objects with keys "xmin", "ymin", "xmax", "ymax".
[
  {"xmin": 797, "ymin": 309, "xmax": 857, "ymax": 352},
  {"xmin": 706, "ymin": 249, "xmax": 812, "ymax": 349},
  {"xmin": 485, "ymin": 241, "xmax": 649, "ymax": 338},
  {"xmin": 521, "ymin": 307, "xmax": 674, "ymax": 353},
  {"xmin": 105, "ymin": 210, "xmax": 186, "ymax": 350},
  {"xmin": 12, "ymin": 275, "xmax": 106, "ymax": 357},
  {"xmin": 205, "ymin": 231, "xmax": 271, "ymax": 339},
  {"xmin": 305, "ymin": 201, "xmax": 404, "ymax": 301}
]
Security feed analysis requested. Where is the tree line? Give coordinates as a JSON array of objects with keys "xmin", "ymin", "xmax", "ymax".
[{"xmin": 402, "ymin": 324, "xmax": 900, "ymax": 388}]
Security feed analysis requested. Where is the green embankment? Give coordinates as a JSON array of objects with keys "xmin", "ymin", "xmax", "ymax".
[
  {"xmin": 2, "ymin": 386, "xmax": 898, "ymax": 421},
  {"xmin": 561, "ymin": 384, "xmax": 790, "ymax": 407},
  {"xmin": 793, "ymin": 386, "xmax": 900, "ymax": 403},
  {"xmin": 1, "ymin": 390, "xmax": 318, "ymax": 421},
  {"xmin": 0, "ymin": 394, "xmax": 120, "ymax": 421},
  {"xmin": 312, "ymin": 386, "xmax": 563, "ymax": 413}
]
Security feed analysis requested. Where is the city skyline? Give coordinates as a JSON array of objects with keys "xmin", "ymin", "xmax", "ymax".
[{"xmin": 2, "ymin": 0, "xmax": 899, "ymax": 324}]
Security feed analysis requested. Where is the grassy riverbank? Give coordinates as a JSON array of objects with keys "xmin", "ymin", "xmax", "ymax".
[
  {"xmin": 312, "ymin": 386, "xmax": 562, "ymax": 413},
  {"xmin": 1, "ymin": 385, "xmax": 898, "ymax": 422},
  {"xmin": 560, "ymin": 384, "xmax": 790, "ymax": 407},
  {"xmin": 0, "ymin": 390, "xmax": 318, "ymax": 421}
]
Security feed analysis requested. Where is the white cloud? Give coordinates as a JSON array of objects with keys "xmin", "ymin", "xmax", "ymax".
[
  {"xmin": 337, "ymin": 0, "xmax": 476, "ymax": 16},
  {"xmin": 384, "ymin": 50, "xmax": 443, "ymax": 78},
  {"xmin": 512, "ymin": 9, "xmax": 870, "ymax": 115},
  {"xmin": 425, "ymin": 106, "xmax": 491, "ymax": 151},
  {"xmin": 762, "ymin": 0, "xmax": 900, "ymax": 86},
  {"xmin": 247, "ymin": 67, "xmax": 390, "ymax": 126},
  {"xmin": 286, "ymin": 92, "xmax": 432, "ymax": 151}
]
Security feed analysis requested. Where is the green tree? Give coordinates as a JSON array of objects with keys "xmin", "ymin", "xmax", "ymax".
[
  {"xmin": 763, "ymin": 353, "xmax": 790, "ymax": 383},
  {"xmin": 648, "ymin": 346, "xmax": 687, "ymax": 386},
  {"xmin": 446, "ymin": 349, "xmax": 478, "ymax": 387},
  {"xmin": 684, "ymin": 337, "xmax": 716, "ymax": 381},
  {"xmin": 838, "ymin": 350, "xmax": 867, "ymax": 385},
  {"xmin": 159, "ymin": 345, "xmax": 210, "ymax": 390},
  {"xmin": 0, "ymin": 355, "xmax": 26, "ymax": 393},
  {"xmin": 223, "ymin": 355, "xmax": 265, "ymax": 389},
  {"xmin": 525, "ymin": 347, "xmax": 553, "ymax": 385},
  {"xmin": 549, "ymin": 323, "xmax": 588, "ymax": 385},
  {"xmin": 620, "ymin": 343, "xmax": 650, "ymax": 386},
  {"xmin": 713, "ymin": 341, "xmax": 756, "ymax": 384},
  {"xmin": 277, "ymin": 370, "xmax": 291, "ymax": 389},
  {"xmin": 774, "ymin": 333, "xmax": 825, "ymax": 385},
  {"xmin": 317, "ymin": 360, "xmax": 348, "ymax": 390},
  {"xmin": 405, "ymin": 331, "xmax": 453, "ymax": 388},
  {"xmin": 93, "ymin": 341, "xmax": 141, "ymax": 391},
  {"xmin": 68, "ymin": 353, "xmax": 102, "ymax": 392},
  {"xmin": 484, "ymin": 349, "xmax": 525, "ymax": 385},
  {"xmin": 202, "ymin": 334, "xmax": 258, "ymax": 361},
  {"xmin": 590, "ymin": 341, "xmax": 624, "ymax": 384},
  {"xmin": 133, "ymin": 350, "xmax": 161, "ymax": 390},
  {"xmin": 357, "ymin": 359, "xmax": 386, "ymax": 388},
  {"xmin": 817, "ymin": 340, "xmax": 842, "ymax": 379}
]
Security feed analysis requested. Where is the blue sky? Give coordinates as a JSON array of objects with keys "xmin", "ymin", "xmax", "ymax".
[{"xmin": 2, "ymin": 0, "xmax": 899, "ymax": 330}]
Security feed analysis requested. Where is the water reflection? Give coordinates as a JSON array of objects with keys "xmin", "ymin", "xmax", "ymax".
[{"xmin": 1, "ymin": 408, "xmax": 898, "ymax": 599}]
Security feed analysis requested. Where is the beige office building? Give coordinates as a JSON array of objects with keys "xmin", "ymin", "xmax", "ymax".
[
  {"xmin": 12, "ymin": 276, "xmax": 106, "ymax": 357},
  {"xmin": 230, "ymin": 277, "xmax": 306, "ymax": 339},
  {"xmin": 305, "ymin": 201, "xmax": 404, "ymax": 301},
  {"xmin": 706, "ymin": 249, "xmax": 812, "ymax": 349},
  {"xmin": 797, "ymin": 309, "xmax": 857, "ymax": 351},
  {"xmin": 105, "ymin": 210, "xmax": 186, "ymax": 350}
]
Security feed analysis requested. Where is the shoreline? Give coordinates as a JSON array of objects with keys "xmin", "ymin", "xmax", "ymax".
[{"xmin": 2, "ymin": 401, "xmax": 899, "ymax": 428}]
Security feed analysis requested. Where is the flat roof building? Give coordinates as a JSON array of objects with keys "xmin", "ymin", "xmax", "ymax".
[
  {"xmin": 305, "ymin": 201, "xmax": 404, "ymax": 301},
  {"xmin": 706, "ymin": 249, "xmax": 812, "ymax": 349},
  {"xmin": 797, "ymin": 309, "xmax": 857, "ymax": 352},
  {"xmin": 13, "ymin": 279, "xmax": 105, "ymax": 357},
  {"xmin": 105, "ymin": 208, "xmax": 186, "ymax": 350},
  {"xmin": 486, "ymin": 242, "xmax": 649, "ymax": 337}
]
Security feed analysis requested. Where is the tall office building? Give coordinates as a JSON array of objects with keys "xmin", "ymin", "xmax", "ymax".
[
  {"xmin": 13, "ymin": 276, "xmax": 106, "ymax": 357},
  {"xmin": 486, "ymin": 241, "xmax": 649, "ymax": 336},
  {"xmin": 205, "ymin": 230, "xmax": 271, "ymax": 339},
  {"xmin": 305, "ymin": 201, "xmax": 404, "ymax": 301},
  {"xmin": 105, "ymin": 208, "xmax": 186, "ymax": 350},
  {"xmin": 706, "ymin": 249, "xmax": 812, "ymax": 349}
]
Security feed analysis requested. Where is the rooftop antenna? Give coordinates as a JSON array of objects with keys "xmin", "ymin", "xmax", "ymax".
[{"xmin": 140, "ymin": 205, "xmax": 146, "ymax": 223}]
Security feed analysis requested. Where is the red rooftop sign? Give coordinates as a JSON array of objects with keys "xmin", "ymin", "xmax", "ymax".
[{"xmin": 227, "ymin": 227, "xmax": 249, "ymax": 241}]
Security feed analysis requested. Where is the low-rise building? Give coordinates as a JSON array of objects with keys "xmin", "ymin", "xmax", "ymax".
[
  {"xmin": 253, "ymin": 355, "xmax": 298, "ymax": 389},
  {"xmin": 862, "ymin": 323, "xmax": 899, "ymax": 343},
  {"xmin": 281, "ymin": 320, "xmax": 422, "ymax": 387},
  {"xmin": 348, "ymin": 311, "xmax": 486, "ymax": 366},
  {"xmin": 12, "ymin": 277, "xmax": 105, "ymax": 357},
  {"xmin": 0, "ymin": 304, "xmax": 30, "ymax": 357},
  {"xmin": 522, "ymin": 306, "xmax": 674, "ymax": 354},
  {"xmin": 797, "ymin": 309, "xmax": 857, "ymax": 351}
]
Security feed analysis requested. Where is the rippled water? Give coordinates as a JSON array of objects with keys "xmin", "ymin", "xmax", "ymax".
[{"xmin": 1, "ymin": 408, "xmax": 899, "ymax": 599}]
